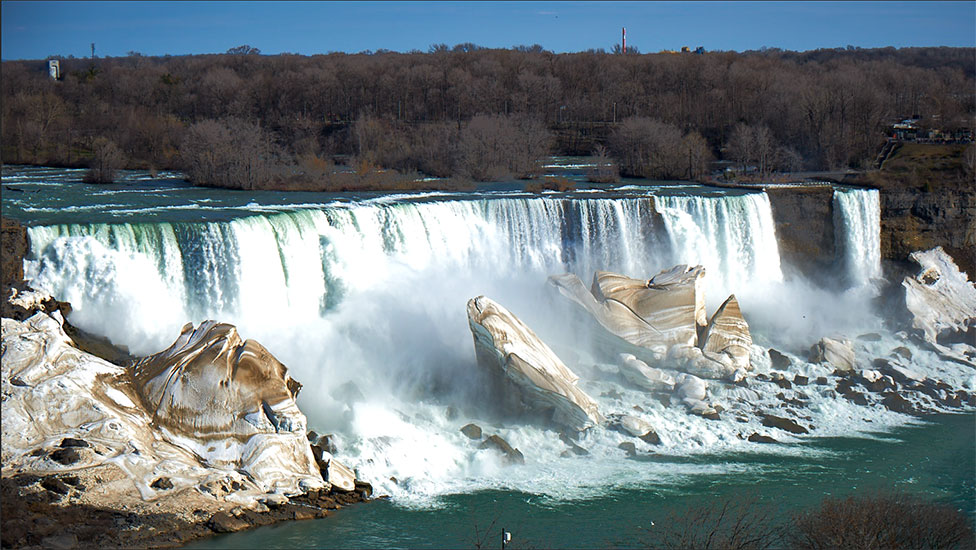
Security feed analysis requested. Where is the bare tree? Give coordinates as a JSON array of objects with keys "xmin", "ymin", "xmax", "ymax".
[
  {"xmin": 608, "ymin": 117, "xmax": 684, "ymax": 179},
  {"xmin": 179, "ymin": 118, "xmax": 278, "ymax": 189},
  {"xmin": 83, "ymin": 137, "xmax": 125, "ymax": 183},
  {"xmin": 457, "ymin": 114, "xmax": 551, "ymax": 181}
]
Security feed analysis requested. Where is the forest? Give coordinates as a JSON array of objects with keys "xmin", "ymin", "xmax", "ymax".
[{"xmin": 1, "ymin": 45, "xmax": 974, "ymax": 189}]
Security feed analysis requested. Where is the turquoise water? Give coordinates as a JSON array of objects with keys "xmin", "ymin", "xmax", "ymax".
[{"xmin": 185, "ymin": 413, "xmax": 974, "ymax": 549}]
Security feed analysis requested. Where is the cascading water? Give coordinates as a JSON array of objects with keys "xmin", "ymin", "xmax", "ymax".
[
  {"xmin": 652, "ymin": 193, "xmax": 783, "ymax": 296},
  {"xmin": 833, "ymin": 187, "xmax": 882, "ymax": 288},
  {"xmin": 25, "ymin": 193, "xmax": 784, "ymax": 352}
]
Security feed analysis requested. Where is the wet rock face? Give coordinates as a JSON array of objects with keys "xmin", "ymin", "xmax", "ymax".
[
  {"xmin": 768, "ymin": 349, "xmax": 792, "ymax": 369},
  {"xmin": 761, "ymin": 414, "xmax": 809, "ymax": 435},
  {"xmin": 766, "ymin": 187, "xmax": 836, "ymax": 280},
  {"xmin": 460, "ymin": 423, "xmax": 483, "ymax": 440},
  {"xmin": 467, "ymin": 295, "xmax": 604, "ymax": 430},
  {"xmin": 480, "ymin": 434, "xmax": 525, "ymax": 465},
  {"xmin": 1, "ymin": 216, "xmax": 28, "ymax": 291}
]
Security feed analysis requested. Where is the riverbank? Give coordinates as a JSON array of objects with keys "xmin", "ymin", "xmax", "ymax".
[{"xmin": 0, "ymin": 468, "xmax": 370, "ymax": 549}]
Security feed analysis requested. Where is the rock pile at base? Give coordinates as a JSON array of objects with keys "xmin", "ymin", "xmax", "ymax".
[{"xmin": 809, "ymin": 337, "xmax": 856, "ymax": 372}]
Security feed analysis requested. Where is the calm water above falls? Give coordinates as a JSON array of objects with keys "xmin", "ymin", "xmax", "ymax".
[{"xmin": 2, "ymin": 164, "xmax": 971, "ymax": 548}]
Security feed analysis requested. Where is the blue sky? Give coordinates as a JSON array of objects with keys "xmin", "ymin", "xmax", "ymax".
[{"xmin": 2, "ymin": 1, "xmax": 974, "ymax": 60}]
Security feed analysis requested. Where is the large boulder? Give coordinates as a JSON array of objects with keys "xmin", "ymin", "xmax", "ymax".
[
  {"xmin": 902, "ymin": 247, "xmax": 976, "ymax": 367},
  {"xmin": 700, "ymin": 295, "xmax": 753, "ymax": 371},
  {"xmin": 130, "ymin": 321, "xmax": 321, "ymax": 493},
  {"xmin": 617, "ymin": 353, "xmax": 676, "ymax": 391},
  {"xmin": 809, "ymin": 337, "xmax": 856, "ymax": 372},
  {"xmin": 466, "ymin": 296, "xmax": 604, "ymax": 430},
  {"xmin": 548, "ymin": 266, "xmax": 705, "ymax": 353},
  {"xmin": 2, "ymin": 308, "xmax": 326, "ymax": 502}
]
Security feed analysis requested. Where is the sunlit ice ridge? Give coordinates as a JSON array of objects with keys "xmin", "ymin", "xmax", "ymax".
[{"xmin": 5, "ymin": 164, "xmax": 934, "ymax": 505}]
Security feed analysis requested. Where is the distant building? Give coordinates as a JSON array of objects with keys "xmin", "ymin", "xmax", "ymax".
[{"xmin": 47, "ymin": 59, "xmax": 60, "ymax": 80}]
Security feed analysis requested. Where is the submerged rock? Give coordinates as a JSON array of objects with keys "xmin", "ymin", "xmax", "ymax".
[
  {"xmin": 809, "ymin": 337, "xmax": 856, "ymax": 371},
  {"xmin": 747, "ymin": 433, "xmax": 778, "ymax": 444},
  {"xmin": 617, "ymin": 441, "xmax": 637, "ymax": 457},
  {"xmin": 460, "ymin": 423, "xmax": 483, "ymax": 440},
  {"xmin": 466, "ymin": 296, "xmax": 604, "ymax": 430},
  {"xmin": 760, "ymin": 414, "xmax": 809, "ymax": 435}
]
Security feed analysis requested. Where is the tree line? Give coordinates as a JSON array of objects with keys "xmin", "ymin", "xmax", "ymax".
[{"xmin": 1, "ymin": 45, "xmax": 973, "ymax": 188}]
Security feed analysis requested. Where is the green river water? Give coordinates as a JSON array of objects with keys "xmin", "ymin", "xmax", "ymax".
[{"xmin": 186, "ymin": 413, "xmax": 974, "ymax": 549}]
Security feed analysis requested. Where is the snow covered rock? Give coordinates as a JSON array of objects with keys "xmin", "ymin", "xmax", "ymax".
[
  {"xmin": 2, "ymin": 312, "xmax": 326, "ymax": 503},
  {"xmin": 902, "ymin": 247, "xmax": 976, "ymax": 367},
  {"xmin": 130, "ymin": 320, "xmax": 324, "ymax": 494},
  {"xmin": 466, "ymin": 296, "xmax": 604, "ymax": 430},
  {"xmin": 549, "ymin": 266, "xmax": 705, "ymax": 353},
  {"xmin": 701, "ymin": 295, "xmax": 753, "ymax": 371},
  {"xmin": 617, "ymin": 353, "xmax": 676, "ymax": 391}
]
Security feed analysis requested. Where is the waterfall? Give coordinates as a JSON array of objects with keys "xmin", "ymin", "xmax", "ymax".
[
  {"xmin": 25, "ymin": 194, "xmax": 788, "ymax": 356},
  {"xmin": 652, "ymin": 192, "xmax": 783, "ymax": 295},
  {"xmin": 833, "ymin": 188, "xmax": 882, "ymax": 288}
]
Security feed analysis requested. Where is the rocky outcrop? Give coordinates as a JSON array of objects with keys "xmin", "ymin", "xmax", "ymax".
[
  {"xmin": 549, "ymin": 266, "xmax": 705, "ymax": 353},
  {"xmin": 128, "ymin": 320, "xmax": 323, "ymax": 494},
  {"xmin": 2, "ymin": 297, "xmax": 368, "ymax": 547},
  {"xmin": 1, "ymin": 216, "xmax": 28, "ymax": 292},
  {"xmin": 549, "ymin": 266, "xmax": 753, "ymax": 379},
  {"xmin": 700, "ymin": 295, "xmax": 752, "ymax": 372},
  {"xmin": 901, "ymin": 247, "xmax": 976, "ymax": 367},
  {"xmin": 4, "ymin": 311, "xmax": 325, "ymax": 498},
  {"xmin": 466, "ymin": 295, "xmax": 604, "ymax": 430},
  {"xmin": 809, "ymin": 337, "xmax": 856, "ymax": 371}
]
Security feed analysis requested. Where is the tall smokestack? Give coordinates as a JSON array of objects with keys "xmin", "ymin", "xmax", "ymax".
[{"xmin": 622, "ymin": 27, "xmax": 627, "ymax": 53}]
